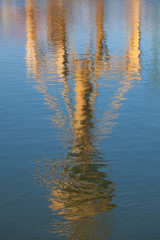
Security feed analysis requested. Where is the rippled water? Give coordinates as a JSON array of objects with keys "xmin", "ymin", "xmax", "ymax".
[{"xmin": 0, "ymin": 0, "xmax": 160, "ymax": 239}]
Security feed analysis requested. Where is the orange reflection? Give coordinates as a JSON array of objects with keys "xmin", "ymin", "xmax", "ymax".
[
  {"xmin": 26, "ymin": 0, "xmax": 39, "ymax": 77},
  {"xmin": 102, "ymin": 0, "xmax": 142, "ymax": 135},
  {"xmin": 24, "ymin": 0, "xmax": 142, "ymax": 238}
]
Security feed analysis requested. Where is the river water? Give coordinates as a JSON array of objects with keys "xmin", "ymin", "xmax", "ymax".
[{"xmin": 0, "ymin": 0, "xmax": 160, "ymax": 239}]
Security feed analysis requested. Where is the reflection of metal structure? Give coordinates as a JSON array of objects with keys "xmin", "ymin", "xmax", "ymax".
[{"xmin": 24, "ymin": 0, "xmax": 142, "ymax": 238}]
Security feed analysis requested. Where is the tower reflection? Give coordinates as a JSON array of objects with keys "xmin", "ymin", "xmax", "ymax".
[
  {"xmin": 25, "ymin": 0, "xmax": 142, "ymax": 238},
  {"xmin": 46, "ymin": 55, "xmax": 116, "ymax": 239}
]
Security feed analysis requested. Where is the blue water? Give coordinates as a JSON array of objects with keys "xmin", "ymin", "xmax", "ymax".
[{"xmin": 0, "ymin": 0, "xmax": 160, "ymax": 239}]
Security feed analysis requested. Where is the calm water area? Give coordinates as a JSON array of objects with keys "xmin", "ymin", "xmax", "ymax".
[{"xmin": 0, "ymin": 0, "xmax": 160, "ymax": 239}]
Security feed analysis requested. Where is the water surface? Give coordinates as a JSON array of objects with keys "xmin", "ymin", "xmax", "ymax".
[{"xmin": 0, "ymin": 0, "xmax": 160, "ymax": 239}]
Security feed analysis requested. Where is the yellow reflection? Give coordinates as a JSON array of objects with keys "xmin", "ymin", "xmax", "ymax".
[
  {"xmin": 48, "ymin": 0, "xmax": 67, "ymax": 78},
  {"xmin": 25, "ymin": 0, "xmax": 143, "ymax": 238},
  {"xmin": 47, "ymin": 0, "xmax": 75, "ymax": 123},
  {"xmin": 0, "ymin": 0, "xmax": 145, "ymax": 238},
  {"xmin": 25, "ymin": 0, "xmax": 70, "ymax": 127},
  {"xmin": 26, "ymin": 0, "xmax": 39, "ymax": 77},
  {"xmin": 102, "ymin": 0, "xmax": 142, "ymax": 135},
  {"xmin": 127, "ymin": 0, "xmax": 141, "ymax": 76},
  {"xmin": 42, "ymin": 53, "xmax": 116, "ymax": 238},
  {"xmin": 45, "ymin": 1, "xmax": 116, "ymax": 237}
]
